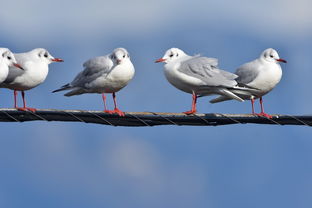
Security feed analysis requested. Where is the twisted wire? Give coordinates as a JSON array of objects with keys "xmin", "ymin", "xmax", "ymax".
[{"xmin": 0, "ymin": 109, "xmax": 311, "ymax": 127}]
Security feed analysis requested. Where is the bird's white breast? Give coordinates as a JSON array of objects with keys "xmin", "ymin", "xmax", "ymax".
[
  {"xmin": 10, "ymin": 61, "xmax": 49, "ymax": 90},
  {"xmin": 0, "ymin": 62, "xmax": 9, "ymax": 83},
  {"xmin": 164, "ymin": 61, "xmax": 204, "ymax": 94},
  {"xmin": 249, "ymin": 62, "xmax": 282, "ymax": 96},
  {"xmin": 87, "ymin": 60, "xmax": 135, "ymax": 93}
]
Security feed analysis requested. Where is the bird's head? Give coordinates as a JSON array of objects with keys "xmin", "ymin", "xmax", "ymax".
[
  {"xmin": 261, "ymin": 48, "xmax": 287, "ymax": 64},
  {"xmin": 0, "ymin": 48, "xmax": 23, "ymax": 70},
  {"xmin": 110, "ymin": 48, "xmax": 130, "ymax": 65},
  {"xmin": 32, "ymin": 48, "xmax": 63, "ymax": 64},
  {"xmin": 155, "ymin": 48, "xmax": 186, "ymax": 64}
]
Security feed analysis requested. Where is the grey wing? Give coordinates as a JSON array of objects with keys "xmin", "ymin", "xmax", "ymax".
[
  {"xmin": 82, "ymin": 56, "xmax": 114, "ymax": 76},
  {"xmin": 71, "ymin": 56, "xmax": 113, "ymax": 87},
  {"xmin": 3, "ymin": 66, "xmax": 25, "ymax": 84},
  {"xmin": 235, "ymin": 61, "xmax": 259, "ymax": 85},
  {"xmin": 179, "ymin": 56, "xmax": 237, "ymax": 87},
  {"xmin": 219, "ymin": 69, "xmax": 238, "ymax": 80},
  {"xmin": 3, "ymin": 53, "xmax": 30, "ymax": 84}
]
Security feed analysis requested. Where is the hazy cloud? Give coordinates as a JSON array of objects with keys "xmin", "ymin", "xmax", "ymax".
[{"xmin": 1, "ymin": 0, "xmax": 311, "ymax": 43}]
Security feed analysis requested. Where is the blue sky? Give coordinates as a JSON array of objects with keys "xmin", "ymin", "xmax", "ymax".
[{"xmin": 1, "ymin": 0, "xmax": 312, "ymax": 208}]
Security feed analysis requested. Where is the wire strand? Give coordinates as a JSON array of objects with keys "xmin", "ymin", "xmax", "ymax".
[{"xmin": 0, "ymin": 109, "xmax": 310, "ymax": 127}]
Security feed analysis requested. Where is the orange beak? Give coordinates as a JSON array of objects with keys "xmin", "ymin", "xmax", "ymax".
[
  {"xmin": 13, "ymin": 63, "xmax": 24, "ymax": 70},
  {"xmin": 51, "ymin": 58, "xmax": 64, "ymax": 62},
  {"xmin": 276, "ymin": 58, "xmax": 287, "ymax": 63},
  {"xmin": 155, "ymin": 58, "xmax": 166, "ymax": 63}
]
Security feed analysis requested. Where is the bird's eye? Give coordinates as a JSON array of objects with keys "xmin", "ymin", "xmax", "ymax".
[
  {"xmin": 44, "ymin": 53, "xmax": 48, "ymax": 58},
  {"xmin": 7, "ymin": 56, "xmax": 11, "ymax": 60},
  {"xmin": 270, "ymin": 55, "xmax": 274, "ymax": 58},
  {"xmin": 169, "ymin": 54, "xmax": 174, "ymax": 57},
  {"xmin": 123, "ymin": 55, "xmax": 125, "ymax": 58}
]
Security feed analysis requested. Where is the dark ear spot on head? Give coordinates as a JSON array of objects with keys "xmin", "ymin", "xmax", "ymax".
[{"xmin": 2, "ymin": 53, "xmax": 5, "ymax": 58}]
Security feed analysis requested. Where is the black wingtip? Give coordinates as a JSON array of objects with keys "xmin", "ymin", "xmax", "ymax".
[
  {"xmin": 52, "ymin": 83, "xmax": 70, "ymax": 93},
  {"xmin": 52, "ymin": 89, "xmax": 61, "ymax": 93}
]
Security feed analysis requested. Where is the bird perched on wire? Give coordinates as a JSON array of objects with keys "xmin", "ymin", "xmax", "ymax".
[
  {"xmin": 155, "ymin": 48, "xmax": 253, "ymax": 114},
  {"xmin": 0, "ymin": 48, "xmax": 63, "ymax": 112},
  {"xmin": 0, "ymin": 48, "xmax": 23, "ymax": 84},
  {"xmin": 210, "ymin": 48, "xmax": 287, "ymax": 118},
  {"xmin": 52, "ymin": 48, "xmax": 135, "ymax": 117}
]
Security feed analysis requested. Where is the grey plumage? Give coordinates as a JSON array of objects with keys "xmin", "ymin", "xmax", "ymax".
[
  {"xmin": 52, "ymin": 48, "xmax": 135, "ymax": 99},
  {"xmin": 52, "ymin": 55, "xmax": 113, "ymax": 96},
  {"xmin": 235, "ymin": 62, "xmax": 260, "ymax": 86},
  {"xmin": 209, "ymin": 48, "xmax": 285, "ymax": 105},
  {"xmin": 178, "ymin": 56, "xmax": 238, "ymax": 88}
]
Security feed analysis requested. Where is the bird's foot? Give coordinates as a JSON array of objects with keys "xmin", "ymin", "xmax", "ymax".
[
  {"xmin": 16, "ymin": 107, "xmax": 37, "ymax": 113},
  {"xmin": 104, "ymin": 108, "xmax": 125, "ymax": 117},
  {"xmin": 183, "ymin": 109, "xmax": 196, "ymax": 115},
  {"xmin": 255, "ymin": 112, "xmax": 273, "ymax": 119}
]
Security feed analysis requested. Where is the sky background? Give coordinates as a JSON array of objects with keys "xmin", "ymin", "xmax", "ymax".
[{"xmin": 1, "ymin": 0, "xmax": 312, "ymax": 207}]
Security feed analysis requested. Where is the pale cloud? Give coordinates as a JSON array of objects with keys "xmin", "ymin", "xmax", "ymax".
[
  {"xmin": 1, "ymin": 0, "xmax": 311, "ymax": 44},
  {"xmin": 0, "ymin": 0, "xmax": 173, "ymax": 42},
  {"xmin": 182, "ymin": 0, "xmax": 312, "ymax": 38},
  {"xmin": 102, "ymin": 137, "xmax": 161, "ymax": 178},
  {"xmin": 7, "ymin": 131, "xmax": 208, "ymax": 206}
]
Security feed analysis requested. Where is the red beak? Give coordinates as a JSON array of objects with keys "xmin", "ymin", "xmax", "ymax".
[
  {"xmin": 276, "ymin": 58, "xmax": 287, "ymax": 63},
  {"xmin": 13, "ymin": 63, "xmax": 24, "ymax": 70},
  {"xmin": 51, "ymin": 58, "xmax": 64, "ymax": 62},
  {"xmin": 155, "ymin": 58, "xmax": 166, "ymax": 63}
]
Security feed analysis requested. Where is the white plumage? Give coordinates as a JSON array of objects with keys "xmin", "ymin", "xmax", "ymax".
[
  {"xmin": 0, "ymin": 48, "xmax": 63, "ymax": 112},
  {"xmin": 0, "ymin": 48, "xmax": 22, "ymax": 84},
  {"xmin": 155, "ymin": 48, "xmax": 250, "ymax": 114},
  {"xmin": 53, "ymin": 48, "xmax": 135, "ymax": 116},
  {"xmin": 210, "ymin": 48, "xmax": 287, "ymax": 118}
]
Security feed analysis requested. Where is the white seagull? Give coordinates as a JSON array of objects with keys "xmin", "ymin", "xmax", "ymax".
[
  {"xmin": 0, "ymin": 48, "xmax": 63, "ymax": 112},
  {"xmin": 155, "ymin": 48, "xmax": 249, "ymax": 114},
  {"xmin": 52, "ymin": 48, "xmax": 135, "ymax": 117},
  {"xmin": 210, "ymin": 48, "xmax": 287, "ymax": 118},
  {"xmin": 0, "ymin": 48, "xmax": 23, "ymax": 84}
]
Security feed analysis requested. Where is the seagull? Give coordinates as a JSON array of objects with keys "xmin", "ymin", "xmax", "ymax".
[
  {"xmin": 52, "ymin": 48, "xmax": 135, "ymax": 117},
  {"xmin": 0, "ymin": 48, "xmax": 63, "ymax": 112},
  {"xmin": 210, "ymin": 48, "xmax": 287, "ymax": 118},
  {"xmin": 155, "ymin": 48, "xmax": 250, "ymax": 114},
  {"xmin": 0, "ymin": 48, "xmax": 23, "ymax": 84}
]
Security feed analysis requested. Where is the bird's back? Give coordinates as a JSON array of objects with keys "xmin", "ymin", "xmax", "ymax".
[
  {"xmin": 235, "ymin": 58, "xmax": 282, "ymax": 96},
  {"xmin": 71, "ymin": 55, "xmax": 114, "ymax": 87}
]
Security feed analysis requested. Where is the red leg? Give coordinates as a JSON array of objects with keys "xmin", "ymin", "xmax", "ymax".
[
  {"xmin": 14, "ymin": 90, "xmax": 18, "ymax": 108},
  {"xmin": 183, "ymin": 92, "xmax": 197, "ymax": 115},
  {"xmin": 102, "ymin": 93, "xmax": 109, "ymax": 112},
  {"xmin": 256, "ymin": 97, "xmax": 272, "ymax": 119},
  {"xmin": 16, "ymin": 91, "xmax": 36, "ymax": 112},
  {"xmin": 112, "ymin": 93, "xmax": 125, "ymax": 116},
  {"xmin": 251, "ymin": 98, "xmax": 256, "ymax": 115},
  {"xmin": 103, "ymin": 93, "xmax": 125, "ymax": 116}
]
